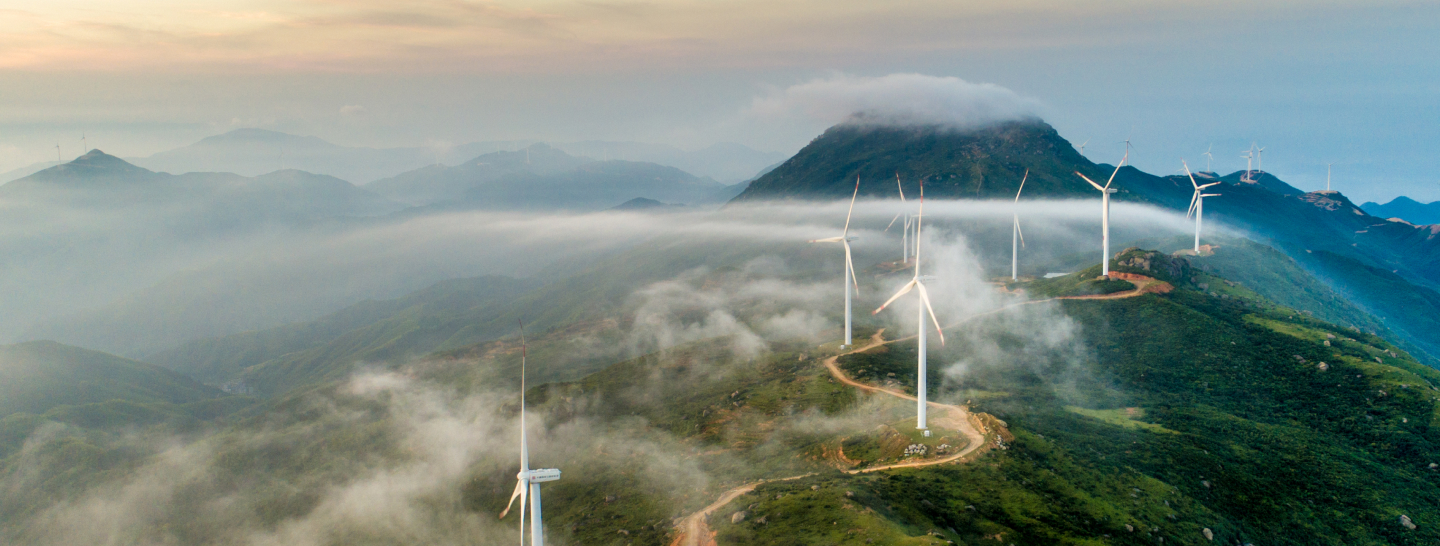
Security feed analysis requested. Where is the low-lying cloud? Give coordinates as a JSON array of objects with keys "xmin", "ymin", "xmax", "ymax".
[{"xmin": 749, "ymin": 73, "xmax": 1041, "ymax": 129}]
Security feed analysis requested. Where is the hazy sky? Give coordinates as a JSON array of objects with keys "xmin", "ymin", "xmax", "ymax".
[{"xmin": 2, "ymin": 0, "xmax": 1438, "ymax": 201}]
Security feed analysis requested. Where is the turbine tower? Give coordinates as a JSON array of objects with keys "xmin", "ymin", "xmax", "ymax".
[
  {"xmin": 1240, "ymin": 144, "xmax": 1256, "ymax": 182},
  {"xmin": 81, "ymin": 133, "xmax": 88, "ymax": 154},
  {"xmin": 1078, "ymin": 139, "xmax": 1089, "ymax": 157},
  {"xmin": 1075, "ymin": 151, "xmax": 1126, "ymax": 276},
  {"xmin": 809, "ymin": 177, "xmax": 861, "ymax": 348},
  {"xmin": 1183, "ymin": 160, "xmax": 1221, "ymax": 253},
  {"xmin": 1255, "ymin": 145, "xmax": 1265, "ymax": 172},
  {"xmin": 873, "ymin": 180, "xmax": 944, "ymax": 433},
  {"xmin": 55, "ymin": 143, "xmax": 61, "ymax": 163},
  {"xmin": 500, "ymin": 322, "xmax": 561, "ymax": 546},
  {"xmin": 1011, "ymin": 169, "xmax": 1028, "ymax": 281},
  {"xmin": 1326, "ymin": 163, "xmax": 1333, "ymax": 192}
]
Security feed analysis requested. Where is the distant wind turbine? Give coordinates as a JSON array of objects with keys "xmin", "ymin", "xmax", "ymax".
[
  {"xmin": 499, "ymin": 322, "xmax": 561, "ymax": 546},
  {"xmin": 1240, "ymin": 145, "xmax": 1255, "ymax": 182},
  {"xmin": 873, "ymin": 179, "xmax": 944, "ymax": 433},
  {"xmin": 1203, "ymin": 144, "xmax": 1214, "ymax": 173},
  {"xmin": 1183, "ymin": 160, "xmax": 1221, "ymax": 253},
  {"xmin": 1327, "ymin": 163, "xmax": 1333, "ymax": 192},
  {"xmin": 1075, "ymin": 151, "xmax": 1126, "ymax": 276},
  {"xmin": 1078, "ymin": 139, "xmax": 1090, "ymax": 157},
  {"xmin": 809, "ymin": 177, "xmax": 862, "ymax": 348},
  {"xmin": 81, "ymin": 133, "xmax": 88, "ymax": 154},
  {"xmin": 883, "ymin": 173, "xmax": 914, "ymax": 263},
  {"xmin": 1255, "ymin": 145, "xmax": 1266, "ymax": 172},
  {"xmin": 55, "ymin": 143, "xmax": 61, "ymax": 163},
  {"xmin": 1011, "ymin": 169, "xmax": 1028, "ymax": 281},
  {"xmin": 881, "ymin": 172, "xmax": 915, "ymax": 265}
]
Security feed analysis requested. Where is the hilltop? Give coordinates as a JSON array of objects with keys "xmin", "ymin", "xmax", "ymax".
[{"xmin": 732, "ymin": 119, "xmax": 1106, "ymax": 202}]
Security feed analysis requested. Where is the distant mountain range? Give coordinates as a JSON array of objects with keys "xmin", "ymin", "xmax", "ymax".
[
  {"xmin": 1, "ymin": 149, "xmax": 404, "ymax": 219},
  {"xmin": 0, "ymin": 129, "xmax": 787, "ymax": 186},
  {"xmin": 1362, "ymin": 196, "xmax": 1440, "ymax": 225},
  {"xmin": 367, "ymin": 143, "xmax": 739, "ymax": 210}
]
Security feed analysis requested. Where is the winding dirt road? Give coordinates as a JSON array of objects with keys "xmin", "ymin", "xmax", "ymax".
[{"xmin": 668, "ymin": 276, "xmax": 1163, "ymax": 546}]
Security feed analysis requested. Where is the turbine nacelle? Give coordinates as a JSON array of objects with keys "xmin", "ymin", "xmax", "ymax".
[{"xmin": 521, "ymin": 468, "xmax": 562, "ymax": 483}]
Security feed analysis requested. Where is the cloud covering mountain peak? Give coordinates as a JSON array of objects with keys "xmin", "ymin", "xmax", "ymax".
[{"xmin": 749, "ymin": 73, "xmax": 1041, "ymax": 129}]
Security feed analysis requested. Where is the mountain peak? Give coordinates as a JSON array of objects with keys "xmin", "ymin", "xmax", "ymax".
[
  {"xmin": 23, "ymin": 149, "xmax": 153, "ymax": 182},
  {"xmin": 731, "ymin": 118, "xmax": 1098, "ymax": 202}
]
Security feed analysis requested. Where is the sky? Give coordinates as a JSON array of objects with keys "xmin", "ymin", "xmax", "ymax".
[{"xmin": 1, "ymin": 0, "xmax": 1438, "ymax": 202}]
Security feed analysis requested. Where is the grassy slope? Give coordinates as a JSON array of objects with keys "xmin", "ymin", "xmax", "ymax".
[{"xmin": 1302, "ymin": 249, "xmax": 1440, "ymax": 361}]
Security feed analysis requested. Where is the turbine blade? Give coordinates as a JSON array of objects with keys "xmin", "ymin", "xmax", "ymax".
[
  {"xmin": 1076, "ymin": 172, "xmax": 1105, "ymax": 192},
  {"xmin": 1104, "ymin": 161, "xmax": 1122, "ymax": 189},
  {"xmin": 895, "ymin": 172, "xmax": 906, "ymax": 202},
  {"xmin": 1015, "ymin": 217, "xmax": 1025, "ymax": 248},
  {"xmin": 1014, "ymin": 169, "xmax": 1028, "ymax": 202},
  {"xmin": 809, "ymin": 236, "xmax": 844, "ymax": 243},
  {"xmin": 499, "ymin": 478, "xmax": 525, "ymax": 519},
  {"xmin": 842, "ymin": 176, "xmax": 859, "ymax": 237},
  {"xmin": 916, "ymin": 282, "xmax": 945, "ymax": 346},
  {"xmin": 884, "ymin": 212, "xmax": 902, "ymax": 232},
  {"xmin": 1187, "ymin": 192, "xmax": 1198, "ymax": 219},
  {"xmin": 844, "ymin": 240, "xmax": 859, "ymax": 296},
  {"xmin": 873, "ymin": 279, "xmax": 917, "ymax": 315},
  {"xmin": 1199, "ymin": 182, "xmax": 1221, "ymax": 189},
  {"xmin": 1182, "ymin": 160, "xmax": 1198, "ymax": 189}
]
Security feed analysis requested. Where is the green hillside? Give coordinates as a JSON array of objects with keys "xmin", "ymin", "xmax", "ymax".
[
  {"xmin": 0, "ymin": 341, "xmax": 250, "ymax": 461},
  {"xmin": 0, "ymin": 341, "xmax": 223, "ymax": 417}
]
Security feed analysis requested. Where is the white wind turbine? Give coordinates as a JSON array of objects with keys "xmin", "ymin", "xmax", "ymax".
[
  {"xmin": 810, "ymin": 177, "xmax": 862, "ymax": 348},
  {"xmin": 1183, "ymin": 160, "xmax": 1221, "ymax": 253},
  {"xmin": 1326, "ymin": 163, "xmax": 1333, "ymax": 192},
  {"xmin": 1078, "ymin": 139, "xmax": 1090, "ymax": 157},
  {"xmin": 1011, "ymin": 169, "xmax": 1028, "ymax": 281},
  {"xmin": 873, "ymin": 180, "xmax": 944, "ymax": 433},
  {"xmin": 499, "ymin": 323, "xmax": 561, "ymax": 546},
  {"xmin": 884, "ymin": 173, "xmax": 914, "ymax": 264},
  {"xmin": 1203, "ymin": 144, "xmax": 1214, "ymax": 173},
  {"xmin": 1075, "ymin": 151, "xmax": 1126, "ymax": 276},
  {"xmin": 1255, "ymin": 145, "xmax": 1265, "ymax": 172}
]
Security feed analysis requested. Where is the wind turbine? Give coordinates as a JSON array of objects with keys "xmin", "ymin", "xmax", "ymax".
[
  {"xmin": 499, "ymin": 322, "xmax": 561, "ymax": 546},
  {"xmin": 1203, "ymin": 144, "xmax": 1214, "ymax": 173},
  {"xmin": 1011, "ymin": 169, "xmax": 1028, "ymax": 281},
  {"xmin": 1078, "ymin": 139, "xmax": 1090, "ymax": 157},
  {"xmin": 1240, "ymin": 146, "xmax": 1255, "ymax": 182},
  {"xmin": 1326, "ymin": 163, "xmax": 1333, "ymax": 192},
  {"xmin": 1075, "ymin": 151, "xmax": 1126, "ymax": 276},
  {"xmin": 873, "ymin": 180, "xmax": 944, "ymax": 433},
  {"xmin": 1255, "ymin": 145, "xmax": 1265, "ymax": 172},
  {"xmin": 884, "ymin": 173, "xmax": 912, "ymax": 263},
  {"xmin": 55, "ymin": 143, "xmax": 61, "ymax": 163},
  {"xmin": 810, "ymin": 177, "xmax": 862, "ymax": 348},
  {"xmin": 1183, "ymin": 160, "xmax": 1221, "ymax": 253},
  {"xmin": 81, "ymin": 133, "xmax": 88, "ymax": 154}
]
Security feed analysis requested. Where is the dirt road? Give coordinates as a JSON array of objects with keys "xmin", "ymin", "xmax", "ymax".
[{"xmin": 668, "ymin": 277, "xmax": 1161, "ymax": 546}]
